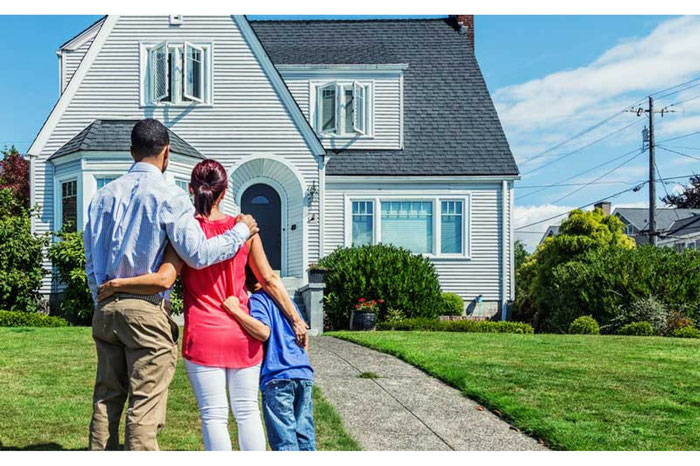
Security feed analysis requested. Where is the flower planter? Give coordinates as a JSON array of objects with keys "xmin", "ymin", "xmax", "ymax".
[
  {"xmin": 349, "ymin": 310, "xmax": 376, "ymax": 331},
  {"xmin": 307, "ymin": 268, "xmax": 326, "ymax": 284}
]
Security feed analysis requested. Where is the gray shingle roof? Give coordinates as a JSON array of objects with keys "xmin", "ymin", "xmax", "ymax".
[
  {"xmin": 250, "ymin": 17, "xmax": 518, "ymax": 176},
  {"xmin": 614, "ymin": 207, "xmax": 700, "ymax": 232},
  {"xmin": 666, "ymin": 215, "xmax": 700, "ymax": 237},
  {"xmin": 49, "ymin": 119, "xmax": 204, "ymax": 160}
]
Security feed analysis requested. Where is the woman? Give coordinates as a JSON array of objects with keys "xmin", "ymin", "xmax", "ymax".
[{"xmin": 97, "ymin": 159, "xmax": 307, "ymax": 451}]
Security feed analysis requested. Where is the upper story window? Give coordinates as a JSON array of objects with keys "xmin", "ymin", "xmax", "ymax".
[
  {"xmin": 142, "ymin": 42, "xmax": 212, "ymax": 106},
  {"xmin": 315, "ymin": 81, "xmax": 371, "ymax": 137}
]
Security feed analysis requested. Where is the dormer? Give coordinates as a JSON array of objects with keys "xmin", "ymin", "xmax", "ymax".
[{"xmin": 276, "ymin": 64, "xmax": 407, "ymax": 150}]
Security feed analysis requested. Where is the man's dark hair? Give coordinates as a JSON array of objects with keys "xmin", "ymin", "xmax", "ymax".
[{"xmin": 130, "ymin": 119, "xmax": 170, "ymax": 160}]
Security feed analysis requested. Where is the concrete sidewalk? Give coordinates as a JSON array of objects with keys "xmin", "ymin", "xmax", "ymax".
[{"xmin": 309, "ymin": 336, "xmax": 546, "ymax": 451}]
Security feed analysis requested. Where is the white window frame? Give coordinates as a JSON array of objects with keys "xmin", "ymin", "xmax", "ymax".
[
  {"xmin": 95, "ymin": 175, "xmax": 118, "ymax": 190},
  {"xmin": 350, "ymin": 200, "xmax": 375, "ymax": 246},
  {"xmin": 54, "ymin": 174, "xmax": 81, "ymax": 233},
  {"xmin": 311, "ymin": 80, "xmax": 374, "ymax": 138},
  {"xmin": 183, "ymin": 42, "xmax": 205, "ymax": 103},
  {"xmin": 344, "ymin": 194, "xmax": 471, "ymax": 259},
  {"xmin": 140, "ymin": 41, "xmax": 213, "ymax": 107}
]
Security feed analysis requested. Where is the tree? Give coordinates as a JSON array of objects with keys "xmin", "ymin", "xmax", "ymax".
[
  {"xmin": 0, "ymin": 146, "xmax": 30, "ymax": 209},
  {"xmin": 514, "ymin": 207, "xmax": 635, "ymax": 331},
  {"xmin": 514, "ymin": 239, "xmax": 530, "ymax": 272},
  {"xmin": 0, "ymin": 188, "xmax": 47, "ymax": 312},
  {"xmin": 662, "ymin": 174, "xmax": 700, "ymax": 208}
]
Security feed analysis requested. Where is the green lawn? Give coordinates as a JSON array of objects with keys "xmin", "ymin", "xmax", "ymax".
[
  {"xmin": 0, "ymin": 327, "xmax": 359, "ymax": 451},
  {"xmin": 329, "ymin": 330, "xmax": 700, "ymax": 451}
]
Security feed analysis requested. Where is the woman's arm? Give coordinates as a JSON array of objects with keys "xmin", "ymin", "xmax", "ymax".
[
  {"xmin": 247, "ymin": 235, "xmax": 309, "ymax": 347},
  {"xmin": 222, "ymin": 296, "xmax": 271, "ymax": 342},
  {"xmin": 97, "ymin": 244, "xmax": 184, "ymax": 302}
]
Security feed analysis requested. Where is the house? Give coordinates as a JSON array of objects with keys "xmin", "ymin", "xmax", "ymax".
[
  {"xmin": 658, "ymin": 215, "xmax": 700, "ymax": 251},
  {"xmin": 539, "ymin": 200, "xmax": 700, "ymax": 247},
  {"xmin": 28, "ymin": 15, "xmax": 519, "ymax": 328}
]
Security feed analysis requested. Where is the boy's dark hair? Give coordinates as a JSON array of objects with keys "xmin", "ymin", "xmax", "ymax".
[
  {"xmin": 245, "ymin": 265, "xmax": 260, "ymax": 293},
  {"xmin": 130, "ymin": 119, "xmax": 170, "ymax": 160}
]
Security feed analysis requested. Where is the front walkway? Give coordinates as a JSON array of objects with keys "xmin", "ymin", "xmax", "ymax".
[{"xmin": 309, "ymin": 336, "xmax": 547, "ymax": 451}]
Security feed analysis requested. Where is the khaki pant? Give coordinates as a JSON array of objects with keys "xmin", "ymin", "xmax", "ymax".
[{"xmin": 89, "ymin": 297, "xmax": 179, "ymax": 451}]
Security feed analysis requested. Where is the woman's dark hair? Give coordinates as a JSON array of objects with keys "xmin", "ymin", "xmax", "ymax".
[{"xmin": 190, "ymin": 159, "xmax": 228, "ymax": 216}]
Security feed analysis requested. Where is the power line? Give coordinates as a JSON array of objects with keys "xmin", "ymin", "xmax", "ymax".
[
  {"xmin": 656, "ymin": 145, "xmax": 700, "ymax": 162},
  {"xmin": 654, "ymin": 80, "xmax": 700, "ymax": 101},
  {"xmin": 656, "ymin": 130, "xmax": 700, "ymax": 145},
  {"xmin": 666, "ymin": 92, "xmax": 700, "ymax": 108},
  {"xmin": 518, "ymin": 147, "xmax": 642, "ymax": 201},
  {"xmin": 650, "ymin": 76, "xmax": 700, "ymax": 98},
  {"xmin": 548, "ymin": 151, "xmax": 643, "ymax": 204},
  {"xmin": 522, "ymin": 119, "xmax": 642, "ymax": 176},
  {"xmin": 518, "ymin": 181, "xmax": 631, "ymax": 189},
  {"xmin": 654, "ymin": 161, "xmax": 681, "ymax": 221}
]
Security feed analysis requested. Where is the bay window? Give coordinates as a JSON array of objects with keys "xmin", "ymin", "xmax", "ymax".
[
  {"xmin": 96, "ymin": 176, "xmax": 117, "ymax": 190},
  {"xmin": 347, "ymin": 196, "xmax": 470, "ymax": 257},
  {"xmin": 316, "ymin": 81, "xmax": 370, "ymax": 136},
  {"xmin": 142, "ymin": 41, "xmax": 211, "ymax": 106}
]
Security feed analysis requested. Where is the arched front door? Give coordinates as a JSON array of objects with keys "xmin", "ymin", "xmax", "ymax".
[{"xmin": 241, "ymin": 183, "xmax": 282, "ymax": 271}]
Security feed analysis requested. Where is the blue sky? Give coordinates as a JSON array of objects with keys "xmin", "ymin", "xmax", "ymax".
[{"xmin": 2, "ymin": 15, "xmax": 699, "ymax": 250}]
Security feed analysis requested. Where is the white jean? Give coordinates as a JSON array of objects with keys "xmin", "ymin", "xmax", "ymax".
[{"xmin": 184, "ymin": 359, "xmax": 266, "ymax": 451}]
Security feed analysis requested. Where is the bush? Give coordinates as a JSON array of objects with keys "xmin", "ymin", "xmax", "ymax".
[
  {"xmin": 568, "ymin": 316, "xmax": 600, "ymax": 335},
  {"xmin": 48, "ymin": 230, "xmax": 93, "ymax": 323},
  {"xmin": 666, "ymin": 310, "xmax": 694, "ymax": 335},
  {"xmin": 441, "ymin": 292, "xmax": 464, "ymax": 316},
  {"xmin": 385, "ymin": 308, "xmax": 406, "ymax": 324},
  {"xmin": 670, "ymin": 326, "xmax": 700, "ymax": 339},
  {"xmin": 0, "ymin": 310, "xmax": 68, "ymax": 327},
  {"xmin": 0, "ymin": 188, "xmax": 48, "ymax": 313},
  {"xmin": 610, "ymin": 296, "xmax": 669, "ymax": 335},
  {"xmin": 617, "ymin": 321, "xmax": 655, "ymax": 336},
  {"xmin": 376, "ymin": 317, "xmax": 534, "ymax": 334},
  {"xmin": 319, "ymin": 244, "xmax": 443, "ymax": 329}
]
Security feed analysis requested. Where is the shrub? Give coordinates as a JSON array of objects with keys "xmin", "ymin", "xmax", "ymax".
[
  {"xmin": 666, "ymin": 310, "xmax": 694, "ymax": 335},
  {"xmin": 441, "ymin": 292, "xmax": 464, "ymax": 316},
  {"xmin": 670, "ymin": 326, "xmax": 700, "ymax": 339},
  {"xmin": 376, "ymin": 317, "xmax": 534, "ymax": 334},
  {"xmin": 0, "ymin": 310, "xmax": 68, "ymax": 327},
  {"xmin": 48, "ymin": 230, "xmax": 93, "ymax": 323},
  {"xmin": 0, "ymin": 188, "xmax": 48, "ymax": 313},
  {"xmin": 617, "ymin": 321, "xmax": 655, "ymax": 337},
  {"xmin": 568, "ymin": 316, "xmax": 600, "ymax": 335},
  {"xmin": 319, "ymin": 244, "xmax": 443, "ymax": 329},
  {"xmin": 610, "ymin": 296, "xmax": 669, "ymax": 335},
  {"xmin": 385, "ymin": 308, "xmax": 406, "ymax": 324}
]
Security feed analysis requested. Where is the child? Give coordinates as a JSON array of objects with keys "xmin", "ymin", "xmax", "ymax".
[{"xmin": 222, "ymin": 266, "xmax": 316, "ymax": 451}]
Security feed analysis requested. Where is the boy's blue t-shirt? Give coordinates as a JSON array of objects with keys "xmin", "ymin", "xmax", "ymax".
[{"xmin": 248, "ymin": 291, "xmax": 314, "ymax": 389}]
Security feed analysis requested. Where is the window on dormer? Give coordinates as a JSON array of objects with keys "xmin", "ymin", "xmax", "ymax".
[
  {"xmin": 143, "ymin": 42, "xmax": 211, "ymax": 106},
  {"xmin": 316, "ymin": 81, "xmax": 370, "ymax": 137}
]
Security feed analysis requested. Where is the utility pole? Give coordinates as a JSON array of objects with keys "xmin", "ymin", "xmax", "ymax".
[
  {"xmin": 648, "ymin": 96, "xmax": 656, "ymax": 246},
  {"xmin": 629, "ymin": 97, "xmax": 673, "ymax": 246}
]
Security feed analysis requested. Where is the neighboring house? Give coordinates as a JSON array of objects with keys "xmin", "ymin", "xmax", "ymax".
[
  {"xmin": 539, "ymin": 201, "xmax": 700, "ymax": 247},
  {"xmin": 29, "ymin": 15, "xmax": 518, "ymax": 326},
  {"xmin": 658, "ymin": 215, "xmax": 700, "ymax": 251}
]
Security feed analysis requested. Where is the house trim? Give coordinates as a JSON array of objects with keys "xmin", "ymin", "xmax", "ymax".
[
  {"xmin": 327, "ymin": 175, "xmax": 521, "ymax": 183},
  {"xmin": 501, "ymin": 179, "xmax": 508, "ymax": 320},
  {"xmin": 232, "ymin": 15, "xmax": 325, "ymax": 157},
  {"xmin": 59, "ymin": 16, "xmax": 106, "ymax": 51},
  {"xmin": 276, "ymin": 64, "xmax": 409, "ymax": 73}
]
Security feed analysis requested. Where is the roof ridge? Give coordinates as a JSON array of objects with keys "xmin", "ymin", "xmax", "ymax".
[{"xmin": 249, "ymin": 17, "xmax": 449, "ymax": 24}]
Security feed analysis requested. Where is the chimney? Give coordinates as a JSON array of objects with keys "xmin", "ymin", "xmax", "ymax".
[
  {"xmin": 455, "ymin": 15, "xmax": 474, "ymax": 51},
  {"xmin": 594, "ymin": 201, "xmax": 612, "ymax": 216}
]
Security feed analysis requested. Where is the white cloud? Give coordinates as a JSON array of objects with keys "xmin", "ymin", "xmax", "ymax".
[
  {"xmin": 514, "ymin": 203, "xmax": 577, "ymax": 251},
  {"xmin": 495, "ymin": 16, "xmax": 700, "ymax": 164}
]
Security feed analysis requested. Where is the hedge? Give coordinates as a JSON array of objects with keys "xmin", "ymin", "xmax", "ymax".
[
  {"xmin": 376, "ymin": 318, "xmax": 534, "ymax": 334},
  {"xmin": 0, "ymin": 310, "xmax": 69, "ymax": 327},
  {"xmin": 568, "ymin": 315, "xmax": 600, "ymax": 335}
]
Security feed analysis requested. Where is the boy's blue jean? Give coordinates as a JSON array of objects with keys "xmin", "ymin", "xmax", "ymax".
[{"xmin": 262, "ymin": 379, "xmax": 316, "ymax": 451}]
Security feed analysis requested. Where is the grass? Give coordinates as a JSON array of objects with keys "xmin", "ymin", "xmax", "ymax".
[
  {"xmin": 0, "ymin": 327, "xmax": 359, "ymax": 451},
  {"xmin": 357, "ymin": 371, "xmax": 381, "ymax": 379},
  {"xmin": 329, "ymin": 330, "xmax": 700, "ymax": 451}
]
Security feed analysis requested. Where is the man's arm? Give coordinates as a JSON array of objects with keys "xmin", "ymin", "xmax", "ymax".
[
  {"xmin": 83, "ymin": 204, "xmax": 98, "ymax": 305},
  {"xmin": 161, "ymin": 190, "xmax": 258, "ymax": 270}
]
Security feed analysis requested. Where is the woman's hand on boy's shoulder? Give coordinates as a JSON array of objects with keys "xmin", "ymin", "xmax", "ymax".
[{"xmin": 222, "ymin": 296, "xmax": 242, "ymax": 315}]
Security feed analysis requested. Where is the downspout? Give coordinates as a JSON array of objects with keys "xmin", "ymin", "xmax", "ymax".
[{"xmin": 501, "ymin": 179, "xmax": 508, "ymax": 321}]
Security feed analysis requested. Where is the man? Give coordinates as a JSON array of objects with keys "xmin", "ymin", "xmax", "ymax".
[{"xmin": 84, "ymin": 119, "xmax": 260, "ymax": 450}]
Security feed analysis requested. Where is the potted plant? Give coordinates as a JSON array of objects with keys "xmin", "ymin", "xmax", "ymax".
[
  {"xmin": 349, "ymin": 298, "xmax": 383, "ymax": 331},
  {"xmin": 307, "ymin": 263, "xmax": 329, "ymax": 284}
]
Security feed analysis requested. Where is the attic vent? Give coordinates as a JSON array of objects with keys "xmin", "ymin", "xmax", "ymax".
[{"xmin": 169, "ymin": 15, "xmax": 183, "ymax": 25}]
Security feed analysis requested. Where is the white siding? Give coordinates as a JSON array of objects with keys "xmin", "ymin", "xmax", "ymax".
[
  {"xmin": 283, "ymin": 73, "xmax": 402, "ymax": 150},
  {"xmin": 34, "ymin": 15, "xmax": 321, "ymax": 293},
  {"xmin": 62, "ymin": 38, "xmax": 96, "ymax": 93},
  {"xmin": 323, "ymin": 180, "xmax": 511, "ymax": 304}
]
